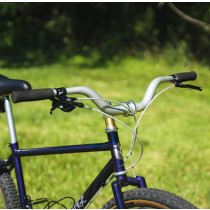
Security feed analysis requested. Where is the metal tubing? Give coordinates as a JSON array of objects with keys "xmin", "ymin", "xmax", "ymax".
[
  {"xmin": 135, "ymin": 76, "xmax": 173, "ymax": 111},
  {"xmin": 73, "ymin": 159, "xmax": 114, "ymax": 209},
  {"xmin": 4, "ymin": 96, "xmax": 17, "ymax": 144},
  {"xmin": 111, "ymin": 181, "xmax": 125, "ymax": 209},
  {"xmin": 10, "ymin": 143, "xmax": 27, "ymax": 209},
  {"xmin": 107, "ymin": 132, "xmax": 126, "ymax": 173},
  {"xmin": 13, "ymin": 142, "xmax": 110, "ymax": 157},
  {"xmin": 66, "ymin": 76, "xmax": 173, "ymax": 115},
  {"xmin": 127, "ymin": 176, "xmax": 147, "ymax": 188},
  {"xmin": 0, "ymin": 155, "xmax": 13, "ymax": 168}
]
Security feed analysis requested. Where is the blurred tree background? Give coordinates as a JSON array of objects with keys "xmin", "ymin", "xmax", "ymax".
[{"xmin": 0, "ymin": 2, "xmax": 209, "ymax": 67}]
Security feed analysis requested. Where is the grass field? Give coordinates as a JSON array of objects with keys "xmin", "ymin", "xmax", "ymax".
[{"xmin": 0, "ymin": 56, "xmax": 209, "ymax": 208}]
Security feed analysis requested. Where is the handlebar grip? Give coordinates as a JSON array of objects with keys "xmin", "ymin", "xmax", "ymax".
[
  {"xmin": 11, "ymin": 88, "xmax": 55, "ymax": 103},
  {"xmin": 171, "ymin": 71, "xmax": 197, "ymax": 82}
]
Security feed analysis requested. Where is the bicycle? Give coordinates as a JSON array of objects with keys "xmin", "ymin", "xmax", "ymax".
[{"xmin": 0, "ymin": 71, "xmax": 202, "ymax": 209}]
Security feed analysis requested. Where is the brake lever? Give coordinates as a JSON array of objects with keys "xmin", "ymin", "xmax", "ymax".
[
  {"xmin": 50, "ymin": 96, "xmax": 84, "ymax": 114},
  {"xmin": 174, "ymin": 82, "xmax": 202, "ymax": 91}
]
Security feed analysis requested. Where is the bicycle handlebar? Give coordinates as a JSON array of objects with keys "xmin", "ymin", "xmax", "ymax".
[
  {"xmin": 65, "ymin": 76, "xmax": 174, "ymax": 115},
  {"xmin": 11, "ymin": 71, "xmax": 197, "ymax": 116}
]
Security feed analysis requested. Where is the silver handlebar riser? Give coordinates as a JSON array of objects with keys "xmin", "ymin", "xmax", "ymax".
[
  {"xmin": 65, "ymin": 86, "xmax": 128, "ymax": 115},
  {"xmin": 135, "ymin": 76, "xmax": 173, "ymax": 111},
  {"xmin": 65, "ymin": 76, "xmax": 174, "ymax": 116}
]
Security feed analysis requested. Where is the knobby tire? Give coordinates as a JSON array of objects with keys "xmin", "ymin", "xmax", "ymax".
[{"xmin": 102, "ymin": 188, "xmax": 197, "ymax": 209}]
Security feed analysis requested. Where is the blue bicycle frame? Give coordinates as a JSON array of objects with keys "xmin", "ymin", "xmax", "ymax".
[{"xmin": 0, "ymin": 96, "xmax": 147, "ymax": 209}]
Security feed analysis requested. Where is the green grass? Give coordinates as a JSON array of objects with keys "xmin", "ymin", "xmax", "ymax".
[{"xmin": 0, "ymin": 56, "xmax": 209, "ymax": 208}]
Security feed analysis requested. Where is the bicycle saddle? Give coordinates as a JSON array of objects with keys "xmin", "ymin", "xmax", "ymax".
[{"xmin": 0, "ymin": 74, "xmax": 31, "ymax": 96}]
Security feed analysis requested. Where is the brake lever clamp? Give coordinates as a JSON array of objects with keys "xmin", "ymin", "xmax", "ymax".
[{"xmin": 50, "ymin": 96, "xmax": 84, "ymax": 114}]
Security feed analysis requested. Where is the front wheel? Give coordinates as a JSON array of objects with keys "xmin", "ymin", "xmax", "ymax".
[{"xmin": 102, "ymin": 188, "xmax": 197, "ymax": 209}]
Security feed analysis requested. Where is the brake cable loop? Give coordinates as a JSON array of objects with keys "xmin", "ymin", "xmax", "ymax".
[
  {"xmin": 125, "ymin": 85, "xmax": 175, "ymax": 173},
  {"xmin": 80, "ymin": 85, "xmax": 175, "ymax": 175},
  {"xmin": 75, "ymin": 85, "xmax": 176, "ymax": 206}
]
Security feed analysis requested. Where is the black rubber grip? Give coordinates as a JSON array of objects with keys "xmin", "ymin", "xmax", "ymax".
[
  {"xmin": 172, "ymin": 71, "xmax": 197, "ymax": 82},
  {"xmin": 11, "ymin": 88, "xmax": 55, "ymax": 103}
]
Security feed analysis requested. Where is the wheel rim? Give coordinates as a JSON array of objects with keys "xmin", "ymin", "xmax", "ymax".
[
  {"xmin": 111, "ymin": 200, "xmax": 169, "ymax": 209},
  {"xmin": 0, "ymin": 187, "xmax": 7, "ymax": 209}
]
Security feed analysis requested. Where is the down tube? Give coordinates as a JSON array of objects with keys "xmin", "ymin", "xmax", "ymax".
[{"xmin": 73, "ymin": 159, "xmax": 114, "ymax": 209}]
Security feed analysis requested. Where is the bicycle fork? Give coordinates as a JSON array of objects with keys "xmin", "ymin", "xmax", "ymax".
[{"xmin": 105, "ymin": 117, "xmax": 147, "ymax": 209}]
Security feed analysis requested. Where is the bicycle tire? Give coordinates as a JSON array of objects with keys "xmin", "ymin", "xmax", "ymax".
[
  {"xmin": 102, "ymin": 188, "xmax": 197, "ymax": 209},
  {"xmin": 0, "ymin": 172, "xmax": 21, "ymax": 209}
]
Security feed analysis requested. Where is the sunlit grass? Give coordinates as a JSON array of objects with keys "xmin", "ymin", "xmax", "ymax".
[{"xmin": 0, "ymin": 56, "xmax": 209, "ymax": 208}]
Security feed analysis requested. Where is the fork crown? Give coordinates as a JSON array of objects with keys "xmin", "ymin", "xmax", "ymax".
[{"xmin": 107, "ymin": 130, "xmax": 147, "ymax": 188}]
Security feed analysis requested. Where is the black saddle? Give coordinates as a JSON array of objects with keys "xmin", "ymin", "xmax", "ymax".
[{"xmin": 0, "ymin": 74, "xmax": 31, "ymax": 96}]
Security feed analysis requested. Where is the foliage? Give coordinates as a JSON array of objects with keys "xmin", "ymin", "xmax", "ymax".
[{"xmin": 0, "ymin": 2, "xmax": 210, "ymax": 67}]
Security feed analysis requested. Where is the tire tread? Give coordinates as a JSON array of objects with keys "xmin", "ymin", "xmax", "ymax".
[
  {"xmin": 102, "ymin": 188, "xmax": 197, "ymax": 209},
  {"xmin": 0, "ymin": 172, "xmax": 21, "ymax": 209}
]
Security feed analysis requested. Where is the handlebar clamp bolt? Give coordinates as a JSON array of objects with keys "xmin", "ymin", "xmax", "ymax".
[{"xmin": 121, "ymin": 101, "xmax": 136, "ymax": 117}]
